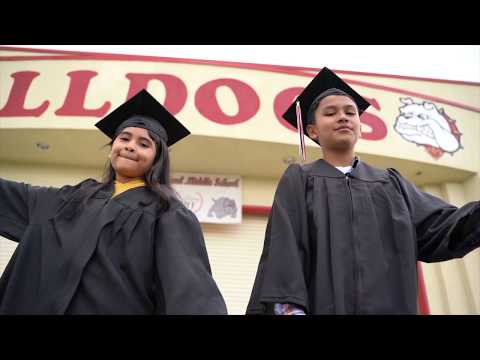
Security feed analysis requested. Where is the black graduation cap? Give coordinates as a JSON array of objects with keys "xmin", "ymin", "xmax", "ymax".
[
  {"xmin": 95, "ymin": 89, "xmax": 190, "ymax": 147},
  {"xmin": 282, "ymin": 67, "xmax": 370, "ymax": 162}
]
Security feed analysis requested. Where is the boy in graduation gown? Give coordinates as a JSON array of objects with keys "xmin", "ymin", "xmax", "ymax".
[
  {"xmin": 0, "ymin": 90, "xmax": 227, "ymax": 314},
  {"xmin": 246, "ymin": 67, "xmax": 480, "ymax": 315}
]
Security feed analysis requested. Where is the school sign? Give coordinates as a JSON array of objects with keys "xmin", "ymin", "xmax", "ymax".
[{"xmin": 1, "ymin": 46, "xmax": 479, "ymax": 176}]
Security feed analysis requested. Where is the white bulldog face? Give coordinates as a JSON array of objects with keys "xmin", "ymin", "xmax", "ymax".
[{"xmin": 394, "ymin": 98, "xmax": 461, "ymax": 154}]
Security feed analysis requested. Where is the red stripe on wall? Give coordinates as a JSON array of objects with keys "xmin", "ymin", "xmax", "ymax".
[{"xmin": 417, "ymin": 262, "xmax": 431, "ymax": 315}]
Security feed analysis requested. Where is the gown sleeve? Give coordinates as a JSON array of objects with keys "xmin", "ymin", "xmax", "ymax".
[
  {"xmin": 153, "ymin": 200, "xmax": 228, "ymax": 314},
  {"xmin": 388, "ymin": 169, "xmax": 480, "ymax": 262},
  {"xmin": 0, "ymin": 178, "xmax": 61, "ymax": 242},
  {"xmin": 246, "ymin": 164, "xmax": 311, "ymax": 314}
]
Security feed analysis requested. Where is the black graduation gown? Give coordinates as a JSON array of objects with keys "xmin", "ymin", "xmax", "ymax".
[
  {"xmin": 246, "ymin": 159, "xmax": 480, "ymax": 315},
  {"xmin": 0, "ymin": 178, "xmax": 227, "ymax": 314}
]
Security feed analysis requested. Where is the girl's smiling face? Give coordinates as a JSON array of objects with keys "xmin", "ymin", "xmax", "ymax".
[{"xmin": 110, "ymin": 127, "xmax": 157, "ymax": 182}]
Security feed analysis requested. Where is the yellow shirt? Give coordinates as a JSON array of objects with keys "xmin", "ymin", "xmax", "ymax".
[{"xmin": 112, "ymin": 178, "xmax": 146, "ymax": 197}]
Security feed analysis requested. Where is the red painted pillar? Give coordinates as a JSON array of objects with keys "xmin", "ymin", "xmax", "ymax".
[{"xmin": 417, "ymin": 262, "xmax": 431, "ymax": 315}]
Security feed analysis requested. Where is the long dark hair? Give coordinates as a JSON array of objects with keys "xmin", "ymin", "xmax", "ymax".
[{"xmin": 61, "ymin": 129, "xmax": 174, "ymax": 219}]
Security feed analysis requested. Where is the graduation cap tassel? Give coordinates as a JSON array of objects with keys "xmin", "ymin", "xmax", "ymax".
[{"xmin": 296, "ymin": 100, "xmax": 306, "ymax": 164}]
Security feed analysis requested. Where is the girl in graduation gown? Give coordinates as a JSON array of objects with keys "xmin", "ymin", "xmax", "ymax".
[
  {"xmin": 246, "ymin": 68, "xmax": 480, "ymax": 315},
  {"xmin": 0, "ymin": 90, "xmax": 227, "ymax": 315}
]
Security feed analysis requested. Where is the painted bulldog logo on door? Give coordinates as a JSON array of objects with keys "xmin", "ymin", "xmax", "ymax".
[{"xmin": 394, "ymin": 98, "xmax": 463, "ymax": 159}]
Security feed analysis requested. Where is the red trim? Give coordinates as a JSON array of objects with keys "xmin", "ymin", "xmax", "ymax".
[
  {"xmin": 0, "ymin": 46, "xmax": 95, "ymax": 56},
  {"xmin": 277, "ymin": 66, "xmax": 480, "ymax": 87},
  {"xmin": 343, "ymin": 77, "xmax": 480, "ymax": 113},
  {"xmin": 1, "ymin": 46, "xmax": 479, "ymax": 86},
  {"xmin": 242, "ymin": 205, "xmax": 271, "ymax": 216},
  {"xmin": 417, "ymin": 262, "xmax": 431, "ymax": 315},
  {"xmin": 0, "ymin": 55, "xmax": 90, "ymax": 61},
  {"xmin": 0, "ymin": 53, "xmax": 327, "ymax": 79},
  {"xmin": 243, "ymin": 203, "xmax": 431, "ymax": 315}
]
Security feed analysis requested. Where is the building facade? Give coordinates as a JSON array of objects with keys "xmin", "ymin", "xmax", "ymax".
[{"xmin": 1, "ymin": 46, "xmax": 479, "ymax": 314}]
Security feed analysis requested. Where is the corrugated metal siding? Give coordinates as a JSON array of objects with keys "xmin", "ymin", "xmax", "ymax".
[
  {"xmin": 0, "ymin": 236, "xmax": 16, "ymax": 276},
  {"xmin": 201, "ymin": 215, "xmax": 267, "ymax": 315},
  {"xmin": 420, "ymin": 184, "xmax": 480, "ymax": 314}
]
